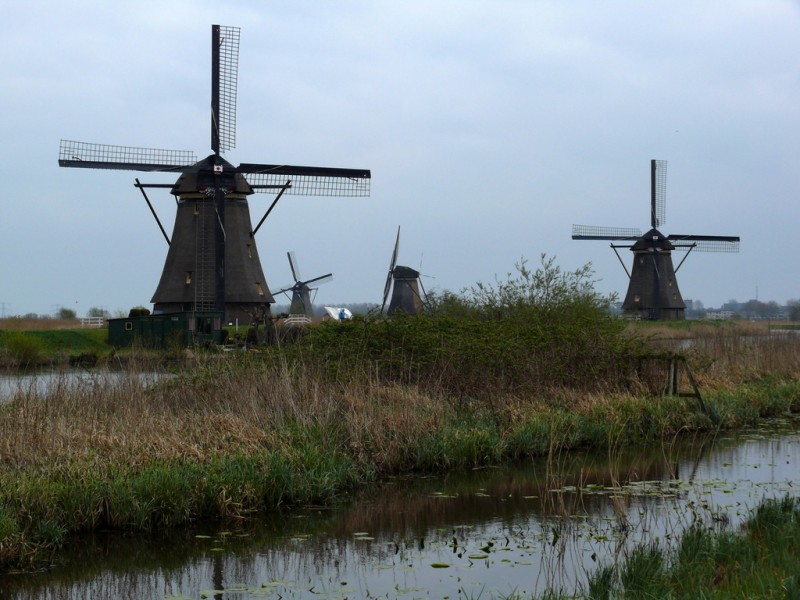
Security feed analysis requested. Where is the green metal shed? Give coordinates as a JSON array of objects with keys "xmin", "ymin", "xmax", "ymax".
[{"xmin": 107, "ymin": 311, "xmax": 225, "ymax": 349}]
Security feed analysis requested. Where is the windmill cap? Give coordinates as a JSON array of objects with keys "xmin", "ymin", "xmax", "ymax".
[
  {"xmin": 171, "ymin": 155, "xmax": 254, "ymax": 196},
  {"xmin": 393, "ymin": 265, "xmax": 420, "ymax": 279},
  {"xmin": 632, "ymin": 228, "xmax": 674, "ymax": 251}
]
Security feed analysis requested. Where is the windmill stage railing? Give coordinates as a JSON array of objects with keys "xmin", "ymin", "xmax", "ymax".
[{"xmin": 79, "ymin": 316, "xmax": 105, "ymax": 328}]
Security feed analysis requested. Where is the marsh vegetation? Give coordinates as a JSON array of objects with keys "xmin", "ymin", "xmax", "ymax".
[{"xmin": 0, "ymin": 256, "xmax": 798, "ymax": 577}]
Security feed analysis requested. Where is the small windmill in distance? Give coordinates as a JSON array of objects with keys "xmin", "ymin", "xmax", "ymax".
[
  {"xmin": 382, "ymin": 227, "xmax": 428, "ymax": 315},
  {"xmin": 572, "ymin": 160, "xmax": 739, "ymax": 320},
  {"xmin": 272, "ymin": 252, "xmax": 332, "ymax": 318}
]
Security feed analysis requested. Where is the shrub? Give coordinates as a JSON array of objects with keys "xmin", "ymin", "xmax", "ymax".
[
  {"xmin": 283, "ymin": 255, "xmax": 643, "ymax": 399},
  {"xmin": 3, "ymin": 332, "xmax": 46, "ymax": 366}
]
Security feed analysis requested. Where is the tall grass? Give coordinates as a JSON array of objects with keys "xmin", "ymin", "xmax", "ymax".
[
  {"xmin": 1, "ymin": 256, "xmax": 799, "ymax": 569},
  {"xmin": 549, "ymin": 496, "xmax": 800, "ymax": 599},
  {"xmin": 0, "ymin": 328, "xmax": 109, "ymax": 367},
  {"xmin": 0, "ymin": 318, "xmax": 81, "ymax": 331},
  {"xmin": 284, "ymin": 255, "xmax": 645, "ymax": 400},
  {"xmin": 1, "ymin": 348, "xmax": 798, "ymax": 568},
  {"xmin": 1, "ymin": 332, "xmax": 45, "ymax": 366}
]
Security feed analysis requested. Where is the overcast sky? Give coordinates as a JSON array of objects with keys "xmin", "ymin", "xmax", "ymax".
[{"xmin": 1, "ymin": 1, "xmax": 798, "ymax": 317}]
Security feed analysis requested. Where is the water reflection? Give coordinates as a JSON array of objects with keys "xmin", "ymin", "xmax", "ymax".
[
  {"xmin": 1, "ymin": 419, "xmax": 797, "ymax": 599},
  {"xmin": 0, "ymin": 369, "xmax": 172, "ymax": 404}
]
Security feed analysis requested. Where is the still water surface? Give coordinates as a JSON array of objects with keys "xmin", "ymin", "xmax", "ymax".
[
  {"xmin": 0, "ymin": 369, "xmax": 171, "ymax": 404},
  {"xmin": 1, "ymin": 419, "xmax": 797, "ymax": 599}
]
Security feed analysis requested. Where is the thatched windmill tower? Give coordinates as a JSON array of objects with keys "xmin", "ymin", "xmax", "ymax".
[
  {"xmin": 272, "ymin": 252, "xmax": 332, "ymax": 318},
  {"xmin": 59, "ymin": 25, "xmax": 370, "ymax": 324},
  {"xmin": 572, "ymin": 160, "xmax": 739, "ymax": 320},
  {"xmin": 381, "ymin": 227, "xmax": 427, "ymax": 315}
]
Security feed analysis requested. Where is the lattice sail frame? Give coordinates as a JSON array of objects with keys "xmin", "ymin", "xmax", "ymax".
[
  {"xmin": 59, "ymin": 140, "xmax": 196, "ymax": 170},
  {"xmin": 244, "ymin": 170, "xmax": 370, "ymax": 197},
  {"xmin": 215, "ymin": 25, "xmax": 239, "ymax": 154},
  {"xmin": 571, "ymin": 224, "xmax": 642, "ymax": 240},
  {"xmin": 652, "ymin": 159, "xmax": 667, "ymax": 228},
  {"xmin": 669, "ymin": 236, "xmax": 740, "ymax": 253}
]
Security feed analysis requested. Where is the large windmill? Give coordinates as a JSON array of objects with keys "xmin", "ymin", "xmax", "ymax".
[
  {"xmin": 59, "ymin": 25, "xmax": 370, "ymax": 324},
  {"xmin": 381, "ymin": 227, "xmax": 427, "ymax": 315},
  {"xmin": 273, "ymin": 252, "xmax": 332, "ymax": 318},
  {"xmin": 572, "ymin": 160, "xmax": 739, "ymax": 321}
]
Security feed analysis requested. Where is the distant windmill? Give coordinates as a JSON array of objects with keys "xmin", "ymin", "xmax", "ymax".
[
  {"xmin": 381, "ymin": 227, "xmax": 427, "ymax": 315},
  {"xmin": 58, "ymin": 25, "xmax": 370, "ymax": 324},
  {"xmin": 572, "ymin": 160, "xmax": 739, "ymax": 320},
  {"xmin": 272, "ymin": 252, "xmax": 332, "ymax": 317}
]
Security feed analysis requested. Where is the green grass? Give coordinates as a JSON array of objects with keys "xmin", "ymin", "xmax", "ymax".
[
  {"xmin": 541, "ymin": 496, "xmax": 800, "ymax": 599},
  {"xmin": 0, "ymin": 328, "xmax": 110, "ymax": 366},
  {"xmin": 0, "ymin": 256, "xmax": 798, "ymax": 572}
]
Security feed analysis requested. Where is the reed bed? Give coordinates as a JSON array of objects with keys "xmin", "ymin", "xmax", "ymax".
[
  {"xmin": 0, "ymin": 319, "xmax": 81, "ymax": 331},
  {"xmin": 1, "ymin": 257, "xmax": 799, "ymax": 570},
  {"xmin": 1, "ymin": 330, "xmax": 799, "ymax": 570}
]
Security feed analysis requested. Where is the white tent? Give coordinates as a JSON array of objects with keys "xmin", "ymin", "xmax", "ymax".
[{"xmin": 323, "ymin": 307, "xmax": 353, "ymax": 320}]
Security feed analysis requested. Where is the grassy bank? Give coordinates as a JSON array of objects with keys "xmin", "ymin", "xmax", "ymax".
[
  {"xmin": 1, "ymin": 348, "xmax": 798, "ymax": 570},
  {"xmin": 1, "ymin": 257, "xmax": 799, "ymax": 570},
  {"xmin": 539, "ymin": 495, "xmax": 800, "ymax": 599},
  {"xmin": 0, "ymin": 328, "xmax": 109, "ymax": 367}
]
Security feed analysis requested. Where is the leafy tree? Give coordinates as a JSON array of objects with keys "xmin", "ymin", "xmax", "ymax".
[
  {"xmin": 57, "ymin": 307, "xmax": 77, "ymax": 319},
  {"xmin": 128, "ymin": 306, "xmax": 151, "ymax": 318},
  {"xmin": 87, "ymin": 306, "xmax": 110, "ymax": 318},
  {"xmin": 788, "ymin": 299, "xmax": 800, "ymax": 322},
  {"xmin": 461, "ymin": 254, "xmax": 615, "ymax": 317}
]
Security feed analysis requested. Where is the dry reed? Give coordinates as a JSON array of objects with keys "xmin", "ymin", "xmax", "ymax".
[
  {"xmin": 0, "ymin": 325, "xmax": 799, "ymax": 569},
  {"xmin": 2, "ymin": 327, "xmax": 799, "ymax": 476},
  {"xmin": 0, "ymin": 318, "xmax": 82, "ymax": 331}
]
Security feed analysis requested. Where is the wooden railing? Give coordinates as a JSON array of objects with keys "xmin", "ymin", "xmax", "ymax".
[{"xmin": 79, "ymin": 316, "xmax": 106, "ymax": 328}]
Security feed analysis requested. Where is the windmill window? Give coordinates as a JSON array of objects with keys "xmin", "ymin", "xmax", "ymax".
[
  {"xmin": 639, "ymin": 257, "xmax": 645, "ymax": 264},
  {"xmin": 256, "ymin": 283, "xmax": 264, "ymax": 296},
  {"xmin": 193, "ymin": 201, "xmax": 200, "ymax": 216},
  {"xmin": 185, "ymin": 271, "xmax": 192, "ymax": 285},
  {"xmin": 247, "ymin": 244, "xmax": 252, "ymax": 259},
  {"xmin": 634, "ymin": 295, "xmax": 641, "ymax": 303}
]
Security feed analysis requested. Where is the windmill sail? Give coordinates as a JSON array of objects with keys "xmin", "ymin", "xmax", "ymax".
[
  {"xmin": 273, "ymin": 252, "xmax": 333, "ymax": 317},
  {"xmin": 59, "ymin": 25, "xmax": 370, "ymax": 324},
  {"xmin": 381, "ymin": 226, "xmax": 427, "ymax": 315},
  {"xmin": 572, "ymin": 159, "xmax": 739, "ymax": 321}
]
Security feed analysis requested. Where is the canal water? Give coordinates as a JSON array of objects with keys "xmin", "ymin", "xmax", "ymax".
[
  {"xmin": 0, "ymin": 419, "xmax": 797, "ymax": 599},
  {"xmin": 0, "ymin": 369, "xmax": 171, "ymax": 404}
]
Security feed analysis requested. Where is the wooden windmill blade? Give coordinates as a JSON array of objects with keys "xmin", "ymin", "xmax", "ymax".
[
  {"xmin": 239, "ymin": 164, "xmax": 371, "ymax": 196},
  {"xmin": 651, "ymin": 159, "xmax": 667, "ymax": 229},
  {"xmin": 211, "ymin": 25, "xmax": 239, "ymax": 156},
  {"xmin": 571, "ymin": 224, "xmax": 642, "ymax": 241},
  {"xmin": 287, "ymin": 251, "xmax": 302, "ymax": 283},
  {"xmin": 303, "ymin": 273, "xmax": 333, "ymax": 287},
  {"xmin": 58, "ymin": 140, "xmax": 197, "ymax": 172},
  {"xmin": 667, "ymin": 234, "xmax": 740, "ymax": 253},
  {"xmin": 382, "ymin": 226, "xmax": 401, "ymax": 312}
]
